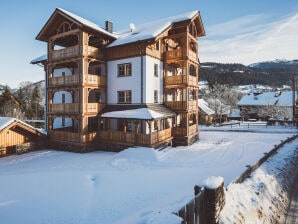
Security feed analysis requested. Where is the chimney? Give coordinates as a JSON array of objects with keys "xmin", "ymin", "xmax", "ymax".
[{"xmin": 105, "ymin": 20, "xmax": 113, "ymax": 33}]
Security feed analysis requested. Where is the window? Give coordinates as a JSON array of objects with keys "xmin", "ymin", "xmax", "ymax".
[
  {"xmin": 118, "ymin": 90, "xmax": 132, "ymax": 104},
  {"xmin": 154, "ymin": 63, "xmax": 158, "ymax": 77},
  {"xmin": 119, "ymin": 120, "xmax": 132, "ymax": 132},
  {"xmin": 118, "ymin": 63, "xmax": 131, "ymax": 77},
  {"xmin": 154, "ymin": 90, "xmax": 158, "ymax": 103}
]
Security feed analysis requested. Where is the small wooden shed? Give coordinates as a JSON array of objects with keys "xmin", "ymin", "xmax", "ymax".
[{"xmin": 0, "ymin": 117, "xmax": 46, "ymax": 156}]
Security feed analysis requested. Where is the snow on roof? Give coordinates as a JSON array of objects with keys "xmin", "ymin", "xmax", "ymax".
[
  {"xmin": 108, "ymin": 11, "xmax": 199, "ymax": 48},
  {"xmin": 101, "ymin": 108, "xmax": 166, "ymax": 120},
  {"xmin": 57, "ymin": 8, "xmax": 117, "ymax": 39},
  {"xmin": 198, "ymin": 99, "xmax": 214, "ymax": 115},
  {"xmin": 0, "ymin": 117, "xmax": 45, "ymax": 134},
  {"xmin": 238, "ymin": 91, "xmax": 295, "ymax": 107},
  {"xmin": 0, "ymin": 117, "xmax": 15, "ymax": 131},
  {"xmin": 30, "ymin": 54, "xmax": 47, "ymax": 64}
]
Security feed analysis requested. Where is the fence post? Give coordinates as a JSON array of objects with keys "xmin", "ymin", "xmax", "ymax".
[{"xmin": 203, "ymin": 177, "xmax": 225, "ymax": 224}]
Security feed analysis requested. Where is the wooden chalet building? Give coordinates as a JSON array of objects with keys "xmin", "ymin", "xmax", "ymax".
[
  {"xmin": 0, "ymin": 117, "xmax": 46, "ymax": 156},
  {"xmin": 32, "ymin": 8, "xmax": 205, "ymax": 151}
]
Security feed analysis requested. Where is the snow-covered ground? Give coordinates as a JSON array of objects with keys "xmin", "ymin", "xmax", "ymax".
[
  {"xmin": 220, "ymin": 138, "xmax": 298, "ymax": 224},
  {"xmin": 0, "ymin": 129, "xmax": 296, "ymax": 224}
]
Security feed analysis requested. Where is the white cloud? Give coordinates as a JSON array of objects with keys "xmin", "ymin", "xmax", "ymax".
[{"xmin": 200, "ymin": 13, "xmax": 298, "ymax": 65}]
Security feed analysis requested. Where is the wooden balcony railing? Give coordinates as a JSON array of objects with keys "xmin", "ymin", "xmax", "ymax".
[
  {"xmin": 49, "ymin": 130, "xmax": 81, "ymax": 143},
  {"xmin": 164, "ymin": 48, "xmax": 198, "ymax": 62},
  {"xmin": 86, "ymin": 103, "xmax": 106, "ymax": 113},
  {"xmin": 49, "ymin": 45, "xmax": 103, "ymax": 61},
  {"xmin": 164, "ymin": 49, "xmax": 184, "ymax": 60},
  {"xmin": 164, "ymin": 75, "xmax": 197, "ymax": 87},
  {"xmin": 49, "ymin": 74, "xmax": 80, "ymax": 86},
  {"xmin": 189, "ymin": 124, "xmax": 198, "ymax": 136},
  {"xmin": 164, "ymin": 75, "xmax": 187, "ymax": 86},
  {"xmin": 172, "ymin": 124, "xmax": 197, "ymax": 137},
  {"xmin": 97, "ymin": 128, "xmax": 172, "ymax": 146},
  {"xmin": 48, "ymin": 103, "xmax": 80, "ymax": 114},
  {"xmin": 50, "ymin": 45, "xmax": 80, "ymax": 61},
  {"xmin": 188, "ymin": 75, "xmax": 198, "ymax": 87},
  {"xmin": 189, "ymin": 50, "xmax": 198, "ymax": 62},
  {"xmin": 164, "ymin": 100, "xmax": 197, "ymax": 111},
  {"xmin": 84, "ymin": 74, "xmax": 107, "ymax": 86}
]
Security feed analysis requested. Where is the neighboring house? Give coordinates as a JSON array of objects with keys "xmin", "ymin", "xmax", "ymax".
[
  {"xmin": 32, "ymin": 8, "xmax": 205, "ymax": 151},
  {"xmin": 237, "ymin": 91, "xmax": 296, "ymax": 121},
  {"xmin": 0, "ymin": 117, "xmax": 46, "ymax": 156},
  {"xmin": 198, "ymin": 98, "xmax": 214, "ymax": 125},
  {"xmin": 228, "ymin": 109, "xmax": 241, "ymax": 121}
]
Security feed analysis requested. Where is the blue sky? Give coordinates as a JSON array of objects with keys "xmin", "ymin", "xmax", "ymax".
[{"xmin": 0, "ymin": 0, "xmax": 297, "ymax": 88}]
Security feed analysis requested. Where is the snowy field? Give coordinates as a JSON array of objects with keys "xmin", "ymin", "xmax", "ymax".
[{"xmin": 0, "ymin": 129, "xmax": 296, "ymax": 224}]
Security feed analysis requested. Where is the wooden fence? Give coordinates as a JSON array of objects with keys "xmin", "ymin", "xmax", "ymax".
[{"xmin": 175, "ymin": 181, "xmax": 225, "ymax": 224}]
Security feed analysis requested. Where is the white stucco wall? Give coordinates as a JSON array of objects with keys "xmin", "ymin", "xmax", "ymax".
[
  {"xmin": 107, "ymin": 57, "xmax": 142, "ymax": 104},
  {"xmin": 144, "ymin": 56, "xmax": 163, "ymax": 103},
  {"xmin": 107, "ymin": 56, "xmax": 163, "ymax": 104}
]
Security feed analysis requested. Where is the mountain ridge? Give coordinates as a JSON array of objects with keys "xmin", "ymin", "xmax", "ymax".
[{"xmin": 200, "ymin": 59, "xmax": 298, "ymax": 87}]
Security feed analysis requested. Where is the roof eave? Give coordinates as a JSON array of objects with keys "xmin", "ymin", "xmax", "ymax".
[{"xmin": 36, "ymin": 8, "xmax": 117, "ymax": 42}]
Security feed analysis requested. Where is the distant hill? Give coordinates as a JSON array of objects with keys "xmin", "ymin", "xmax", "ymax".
[{"xmin": 200, "ymin": 59, "xmax": 298, "ymax": 87}]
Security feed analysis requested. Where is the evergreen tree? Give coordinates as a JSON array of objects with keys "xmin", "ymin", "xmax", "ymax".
[{"xmin": 31, "ymin": 85, "xmax": 41, "ymax": 119}]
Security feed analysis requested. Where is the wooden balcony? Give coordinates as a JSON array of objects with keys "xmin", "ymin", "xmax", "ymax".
[
  {"xmin": 84, "ymin": 74, "xmax": 107, "ymax": 87},
  {"xmin": 49, "ymin": 74, "xmax": 80, "ymax": 86},
  {"xmin": 49, "ymin": 130, "xmax": 81, "ymax": 143},
  {"xmin": 48, "ymin": 74, "xmax": 107, "ymax": 87},
  {"xmin": 164, "ymin": 75, "xmax": 197, "ymax": 87},
  {"xmin": 172, "ymin": 124, "xmax": 197, "ymax": 137},
  {"xmin": 164, "ymin": 48, "xmax": 198, "ymax": 62},
  {"xmin": 164, "ymin": 75, "xmax": 187, "ymax": 86},
  {"xmin": 164, "ymin": 100, "xmax": 197, "ymax": 111},
  {"xmin": 96, "ymin": 128, "xmax": 172, "ymax": 146},
  {"xmin": 49, "ymin": 45, "xmax": 103, "ymax": 61},
  {"xmin": 164, "ymin": 49, "xmax": 184, "ymax": 61},
  {"xmin": 86, "ymin": 103, "xmax": 106, "ymax": 113},
  {"xmin": 48, "ymin": 103, "xmax": 80, "ymax": 114},
  {"xmin": 188, "ymin": 50, "xmax": 198, "ymax": 62}
]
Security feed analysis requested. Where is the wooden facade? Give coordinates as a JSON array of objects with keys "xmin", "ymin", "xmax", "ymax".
[
  {"xmin": 34, "ymin": 8, "xmax": 205, "ymax": 151},
  {"xmin": 0, "ymin": 119, "xmax": 46, "ymax": 156}
]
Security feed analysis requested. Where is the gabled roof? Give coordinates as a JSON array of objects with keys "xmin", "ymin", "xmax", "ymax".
[
  {"xmin": 99, "ymin": 104, "xmax": 176, "ymax": 120},
  {"xmin": 198, "ymin": 99, "xmax": 214, "ymax": 115},
  {"xmin": 36, "ymin": 8, "xmax": 117, "ymax": 42},
  {"xmin": 108, "ymin": 10, "xmax": 205, "ymax": 48},
  {"xmin": 0, "ymin": 117, "xmax": 45, "ymax": 136}
]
